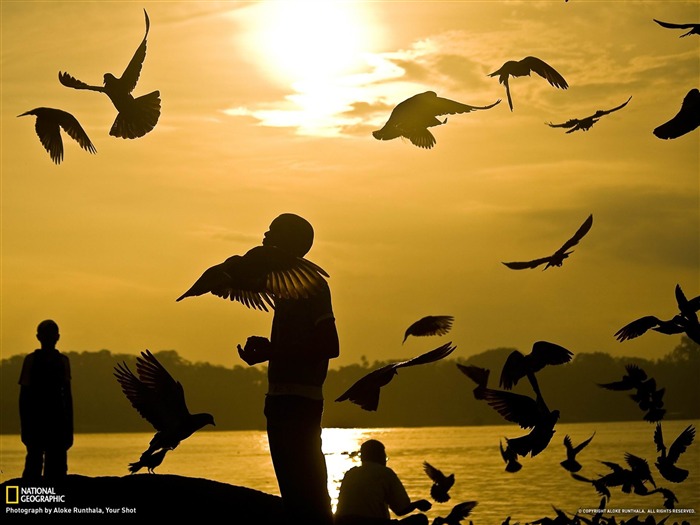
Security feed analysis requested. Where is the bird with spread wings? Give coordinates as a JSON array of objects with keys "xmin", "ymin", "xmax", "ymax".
[
  {"xmin": 18, "ymin": 107, "xmax": 96, "ymax": 164},
  {"xmin": 502, "ymin": 214, "xmax": 593, "ymax": 270},
  {"xmin": 653, "ymin": 19, "xmax": 700, "ymax": 37},
  {"xmin": 58, "ymin": 9, "xmax": 160, "ymax": 139},
  {"xmin": 547, "ymin": 96, "xmax": 632, "ymax": 133},
  {"xmin": 176, "ymin": 245, "xmax": 330, "ymax": 312},
  {"xmin": 488, "ymin": 56, "xmax": 568, "ymax": 111},
  {"xmin": 403, "ymin": 315, "xmax": 454, "ymax": 344},
  {"xmin": 113, "ymin": 350, "xmax": 215, "ymax": 473},
  {"xmin": 335, "ymin": 343, "xmax": 456, "ymax": 411},
  {"xmin": 372, "ymin": 91, "xmax": 500, "ymax": 149}
]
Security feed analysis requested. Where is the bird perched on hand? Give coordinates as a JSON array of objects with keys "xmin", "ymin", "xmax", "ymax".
[
  {"xmin": 653, "ymin": 423, "xmax": 695, "ymax": 483},
  {"xmin": 432, "ymin": 501, "xmax": 478, "ymax": 525},
  {"xmin": 423, "ymin": 461, "xmax": 455, "ymax": 502},
  {"xmin": 499, "ymin": 341, "xmax": 573, "ymax": 400},
  {"xmin": 653, "ymin": 88, "xmax": 700, "ymax": 140},
  {"xmin": 488, "ymin": 56, "xmax": 568, "ymax": 111},
  {"xmin": 502, "ymin": 214, "xmax": 593, "ymax": 270},
  {"xmin": 546, "ymin": 96, "xmax": 632, "ymax": 133},
  {"xmin": 560, "ymin": 432, "xmax": 595, "ymax": 473},
  {"xmin": 58, "ymin": 9, "xmax": 160, "ymax": 139},
  {"xmin": 18, "ymin": 107, "xmax": 96, "ymax": 164},
  {"xmin": 335, "ymin": 343, "xmax": 456, "ymax": 411},
  {"xmin": 372, "ymin": 91, "xmax": 500, "ymax": 149},
  {"xmin": 653, "ymin": 19, "xmax": 700, "ymax": 37},
  {"xmin": 615, "ymin": 284, "xmax": 700, "ymax": 345},
  {"xmin": 403, "ymin": 315, "xmax": 454, "ymax": 344},
  {"xmin": 176, "ymin": 245, "xmax": 330, "ymax": 312},
  {"xmin": 113, "ymin": 350, "xmax": 215, "ymax": 473}
]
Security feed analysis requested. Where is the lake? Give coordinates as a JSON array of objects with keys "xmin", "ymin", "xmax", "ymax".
[{"xmin": 2, "ymin": 420, "xmax": 698, "ymax": 524}]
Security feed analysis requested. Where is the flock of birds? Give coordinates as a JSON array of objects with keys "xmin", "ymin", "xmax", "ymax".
[
  {"xmin": 17, "ymin": 11, "xmax": 700, "ymax": 163},
  {"xmin": 14, "ymin": 6, "xmax": 698, "ymax": 525}
]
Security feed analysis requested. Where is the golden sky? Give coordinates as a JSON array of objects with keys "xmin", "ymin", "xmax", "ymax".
[{"xmin": 1, "ymin": 0, "xmax": 698, "ymax": 369}]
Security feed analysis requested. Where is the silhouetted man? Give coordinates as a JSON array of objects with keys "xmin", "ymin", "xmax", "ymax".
[
  {"xmin": 335, "ymin": 440, "xmax": 432, "ymax": 525},
  {"xmin": 238, "ymin": 213, "xmax": 339, "ymax": 525},
  {"xmin": 19, "ymin": 320, "xmax": 73, "ymax": 481}
]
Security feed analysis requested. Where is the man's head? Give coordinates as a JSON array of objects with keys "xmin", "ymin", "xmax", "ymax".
[
  {"xmin": 360, "ymin": 439, "xmax": 387, "ymax": 466},
  {"xmin": 36, "ymin": 320, "xmax": 60, "ymax": 348},
  {"xmin": 262, "ymin": 213, "xmax": 314, "ymax": 257}
]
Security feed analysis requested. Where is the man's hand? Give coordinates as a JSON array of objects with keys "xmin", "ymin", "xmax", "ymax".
[
  {"xmin": 237, "ymin": 336, "xmax": 272, "ymax": 366},
  {"xmin": 413, "ymin": 499, "xmax": 432, "ymax": 512}
]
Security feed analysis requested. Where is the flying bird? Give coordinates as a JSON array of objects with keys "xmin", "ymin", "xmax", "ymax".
[
  {"xmin": 432, "ymin": 501, "xmax": 478, "ymax": 525},
  {"xmin": 456, "ymin": 363, "xmax": 490, "ymax": 400},
  {"xmin": 546, "ymin": 96, "xmax": 632, "ymax": 133},
  {"xmin": 335, "ymin": 342, "xmax": 456, "ymax": 411},
  {"xmin": 423, "ymin": 461, "xmax": 455, "ymax": 503},
  {"xmin": 653, "ymin": 19, "xmax": 700, "ymax": 37},
  {"xmin": 615, "ymin": 284, "xmax": 700, "ymax": 345},
  {"xmin": 500, "ymin": 439, "xmax": 523, "ymax": 473},
  {"xmin": 488, "ymin": 56, "xmax": 568, "ymax": 111},
  {"xmin": 58, "ymin": 9, "xmax": 160, "ymax": 139},
  {"xmin": 502, "ymin": 214, "xmax": 593, "ymax": 270},
  {"xmin": 403, "ymin": 315, "xmax": 454, "ymax": 343},
  {"xmin": 639, "ymin": 487, "xmax": 679, "ymax": 510},
  {"xmin": 499, "ymin": 341, "xmax": 573, "ymax": 400},
  {"xmin": 372, "ymin": 91, "xmax": 501, "ymax": 149},
  {"xmin": 653, "ymin": 88, "xmax": 700, "ymax": 140},
  {"xmin": 18, "ymin": 107, "xmax": 96, "ymax": 164},
  {"xmin": 598, "ymin": 364, "xmax": 666, "ymax": 422},
  {"xmin": 560, "ymin": 432, "xmax": 595, "ymax": 473},
  {"xmin": 653, "ymin": 423, "xmax": 695, "ymax": 483},
  {"xmin": 176, "ymin": 245, "xmax": 330, "ymax": 312},
  {"xmin": 113, "ymin": 350, "xmax": 215, "ymax": 473}
]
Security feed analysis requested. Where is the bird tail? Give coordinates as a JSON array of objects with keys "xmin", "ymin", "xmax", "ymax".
[
  {"xmin": 110, "ymin": 90, "xmax": 161, "ymax": 139},
  {"xmin": 128, "ymin": 460, "xmax": 143, "ymax": 474}
]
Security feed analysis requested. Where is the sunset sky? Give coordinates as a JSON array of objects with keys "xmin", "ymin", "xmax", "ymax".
[{"xmin": 1, "ymin": 0, "xmax": 698, "ymax": 370}]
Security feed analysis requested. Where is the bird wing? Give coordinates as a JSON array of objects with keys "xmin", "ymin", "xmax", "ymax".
[
  {"xmin": 502, "ymin": 257, "xmax": 552, "ymax": 270},
  {"xmin": 654, "ymin": 422, "xmax": 666, "ymax": 453},
  {"xmin": 481, "ymin": 388, "xmax": 541, "ymax": 428},
  {"xmin": 555, "ymin": 214, "xmax": 593, "ymax": 255},
  {"xmin": 614, "ymin": 316, "xmax": 663, "ymax": 341},
  {"xmin": 58, "ymin": 71, "xmax": 104, "ymax": 92},
  {"xmin": 674, "ymin": 284, "xmax": 696, "ymax": 317},
  {"xmin": 563, "ymin": 434, "xmax": 574, "ymax": 454},
  {"xmin": 520, "ymin": 56, "xmax": 568, "ymax": 88},
  {"xmin": 430, "ymin": 95, "xmax": 501, "ymax": 116},
  {"xmin": 393, "ymin": 342, "xmax": 456, "ymax": 370},
  {"xmin": 446, "ymin": 501, "xmax": 478, "ymax": 521},
  {"xmin": 653, "ymin": 88, "xmax": 700, "ymax": 140},
  {"xmin": 624, "ymin": 453, "xmax": 652, "ymax": 477},
  {"xmin": 499, "ymin": 350, "xmax": 526, "ymax": 389},
  {"xmin": 667, "ymin": 425, "xmax": 695, "ymax": 464},
  {"xmin": 176, "ymin": 245, "xmax": 329, "ymax": 311},
  {"xmin": 423, "ymin": 461, "xmax": 447, "ymax": 483},
  {"xmin": 546, "ymin": 119, "xmax": 580, "ymax": 129},
  {"xmin": 653, "ymin": 19, "xmax": 697, "ymax": 30},
  {"xmin": 403, "ymin": 315, "xmax": 454, "ymax": 343},
  {"xmin": 456, "ymin": 363, "xmax": 490, "ymax": 389},
  {"xmin": 574, "ymin": 432, "xmax": 595, "ymax": 453},
  {"xmin": 120, "ymin": 9, "xmax": 150, "ymax": 94},
  {"xmin": 29, "ymin": 110, "xmax": 64, "ymax": 164},
  {"xmin": 527, "ymin": 341, "xmax": 574, "ymax": 372},
  {"xmin": 55, "ymin": 109, "xmax": 96, "ymax": 155},
  {"xmin": 334, "ymin": 365, "xmax": 395, "ymax": 411},
  {"xmin": 113, "ymin": 350, "xmax": 189, "ymax": 431},
  {"xmin": 592, "ymin": 96, "xmax": 632, "ymax": 118}
]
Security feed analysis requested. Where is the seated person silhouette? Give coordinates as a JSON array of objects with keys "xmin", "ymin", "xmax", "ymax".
[
  {"xmin": 335, "ymin": 439, "xmax": 432, "ymax": 525},
  {"xmin": 19, "ymin": 320, "xmax": 73, "ymax": 481}
]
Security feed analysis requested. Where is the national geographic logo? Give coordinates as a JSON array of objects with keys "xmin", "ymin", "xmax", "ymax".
[
  {"xmin": 5, "ymin": 486, "xmax": 65, "ymax": 503},
  {"xmin": 6, "ymin": 486, "xmax": 19, "ymax": 504}
]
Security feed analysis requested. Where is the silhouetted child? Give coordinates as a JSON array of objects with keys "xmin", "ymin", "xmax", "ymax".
[
  {"xmin": 238, "ymin": 213, "xmax": 340, "ymax": 525},
  {"xmin": 335, "ymin": 439, "xmax": 432, "ymax": 525},
  {"xmin": 19, "ymin": 320, "xmax": 73, "ymax": 481}
]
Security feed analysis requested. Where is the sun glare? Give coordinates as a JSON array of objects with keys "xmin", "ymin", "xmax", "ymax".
[{"xmin": 233, "ymin": 1, "xmax": 381, "ymax": 135}]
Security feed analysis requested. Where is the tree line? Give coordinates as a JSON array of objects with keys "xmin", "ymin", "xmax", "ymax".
[{"xmin": 1, "ymin": 337, "xmax": 698, "ymax": 435}]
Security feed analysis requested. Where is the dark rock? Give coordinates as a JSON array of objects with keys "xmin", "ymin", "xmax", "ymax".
[{"xmin": 2, "ymin": 474, "xmax": 287, "ymax": 523}]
